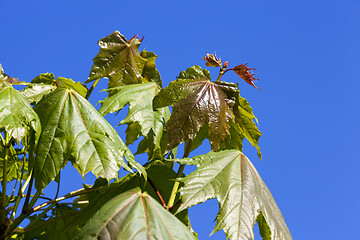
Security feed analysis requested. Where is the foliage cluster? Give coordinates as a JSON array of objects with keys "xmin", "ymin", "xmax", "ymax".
[{"xmin": 0, "ymin": 31, "xmax": 292, "ymax": 239}]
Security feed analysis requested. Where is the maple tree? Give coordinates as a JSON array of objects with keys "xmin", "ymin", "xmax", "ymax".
[{"xmin": 0, "ymin": 31, "xmax": 292, "ymax": 239}]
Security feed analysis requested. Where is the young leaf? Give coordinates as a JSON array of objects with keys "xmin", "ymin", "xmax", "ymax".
[
  {"xmin": 0, "ymin": 78, "xmax": 41, "ymax": 143},
  {"xmin": 33, "ymin": 87, "xmax": 145, "ymax": 190},
  {"xmin": 75, "ymin": 188, "xmax": 196, "ymax": 240},
  {"xmin": 99, "ymin": 82, "xmax": 159, "ymax": 145},
  {"xmin": 232, "ymin": 63, "xmax": 260, "ymax": 90},
  {"xmin": 174, "ymin": 150, "xmax": 292, "ymax": 240},
  {"xmin": 153, "ymin": 65, "xmax": 238, "ymax": 151},
  {"xmin": 85, "ymin": 31, "xmax": 147, "ymax": 89},
  {"xmin": 202, "ymin": 53, "xmax": 222, "ymax": 68}
]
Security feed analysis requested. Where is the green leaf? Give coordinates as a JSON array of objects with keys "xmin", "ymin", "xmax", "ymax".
[
  {"xmin": 136, "ymin": 106, "xmax": 170, "ymax": 160},
  {"xmin": 85, "ymin": 31, "xmax": 147, "ymax": 89},
  {"xmin": 0, "ymin": 79, "xmax": 41, "ymax": 143},
  {"xmin": 234, "ymin": 94, "xmax": 262, "ymax": 159},
  {"xmin": 174, "ymin": 150, "xmax": 292, "ymax": 240},
  {"xmin": 257, "ymin": 211, "xmax": 272, "ymax": 240},
  {"xmin": 31, "ymin": 73, "xmax": 56, "ymax": 84},
  {"xmin": 21, "ymin": 83, "xmax": 56, "ymax": 104},
  {"xmin": 140, "ymin": 50, "xmax": 163, "ymax": 88},
  {"xmin": 99, "ymin": 82, "xmax": 159, "ymax": 145},
  {"xmin": 31, "ymin": 73, "xmax": 88, "ymax": 97},
  {"xmin": 153, "ymin": 65, "xmax": 238, "ymax": 151},
  {"xmin": 33, "ymin": 87, "xmax": 145, "ymax": 190},
  {"xmin": 75, "ymin": 188, "xmax": 196, "ymax": 240},
  {"xmin": 56, "ymin": 77, "xmax": 88, "ymax": 97},
  {"xmin": 0, "ymin": 143, "xmax": 28, "ymax": 182}
]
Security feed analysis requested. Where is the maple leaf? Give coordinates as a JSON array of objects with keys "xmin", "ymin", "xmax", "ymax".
[
  {"xmin": 85, "ymin": 31, "xmax": 147, "ymax": 89},
  {"xmin": 232, "ymin": 63, "xmax": 261, "ymax": 90},
  {"xmin": 174, "ymin": 150, "xmax": 292, "ymax": 240},
  {"xmin": 153, "ymin": 65, "xmax": 238, "ymax": 152}
]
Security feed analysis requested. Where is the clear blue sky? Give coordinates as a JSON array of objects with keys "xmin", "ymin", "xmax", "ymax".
[{"xmin": 1, "ymin": 0, "xmax": 360, "ymax": 239}]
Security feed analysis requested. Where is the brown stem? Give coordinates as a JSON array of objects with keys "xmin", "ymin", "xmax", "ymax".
[{"xmin": 147, "ymin": 177, "xmax": 166, "ymax": 208}]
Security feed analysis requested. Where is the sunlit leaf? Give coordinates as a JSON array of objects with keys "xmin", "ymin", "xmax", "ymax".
[
  {"xmin": 234, "ymin": 94, "xmax": 262, "ymax": 159},
  {"xmin": 153, "ymin": 65, "xmax": 238, "ymax": 151},
  {"xmin": 85, "ymin": 31, "xmax": 147, "ymax": 89},
  {"xmin": 21, "ymin": 83, "xmax": 56, "ymax": 104},
  {"xmin": 257, "ymin": 211, "xmax": 272, "ymax": 240},
  {"xmin": 99, "ymin": 82, "xmax": 159, "ymax": 145},
  {"xmin": 56, "ymin": 77, "xmax": 87, "ymax": 97},
  {"xmin": 75, "ymin": 188, "xmax": 196, "ymax": 240},
  {"xmin": 33, "ymin": 87, "xmax": 145, "ymax": 190},
  {"xmin": 202, "ymin": 53, "xmax": 222, "ymax": 68},
  {"xmin": 174, "ymin": 150, "xmax": 292, "ymax": 240},
  {"xmin": 232, "ymin": 64, "xmax": 260, "ymax": 90},
  {"xmin": 0, "ymin": 77, "xmax": 41, "ymax": 143},
  {"xmin": 141, "ymin": 50, "xmax": 163, "ymax": 88}
]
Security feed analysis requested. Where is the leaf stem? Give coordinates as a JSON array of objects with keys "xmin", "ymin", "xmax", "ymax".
[
  {"xmin": 10, "ymin": 137, "xmax": 28, "ymax": 221},
  {"xmin": 32, "ymin": 187, "xmax": 99, "ymax": 212},
  {"xmin": 148, "ymin": 177, "xmax": 166, "ymax": 208},
  {"xmin": 85, "ymin": 78, "xmax": 100, "ymax": 100},
  {"xmin": 167, "ymin": 139, "xmax": 193, "ymax": 209},
  {"xmin": 1, "ymin": 133, "xmax": 9, "ymax": 223}
]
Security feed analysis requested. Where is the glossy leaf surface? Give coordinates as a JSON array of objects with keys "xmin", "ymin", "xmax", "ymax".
[
  {"xmin": 99, "ymin": 82, "xmax": 159, "ymax": 145},
  {"xmin": 153, "ymin": 65, "xmax": 238, "ymax": 151},
  {"xmin": 0, "ymin": 79, "xmax": 41, "ymax": 143},
  {"xmin": 33, "ymin": 87, "xmax": 145, "ymax": 190},
  {"xmin": 31, "ymin": 73, "xmax": 87, "ymax": 97},
  {"xmin": 21, "ymin": 83, "xmax": 56, "ymax": 104},
  {"xmin": 175, "ymin": 150, "xmax": 292, "ymax": 240},
  {"xmin": 86, "ymin": 31, "xmax": 146, "ymax": 89},
  {"xmin": 75, "ymin": 188, "xmax": 196, "ymax": 240},
  {"xmin": 234, "ymin": 95, "xmax": 262, "ymax": 158}
]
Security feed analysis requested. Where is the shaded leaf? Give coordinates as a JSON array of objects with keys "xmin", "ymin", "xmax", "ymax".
[
  {"xmin": 23, "ymin": 205, "xmax": 80, "ymax": 240},
  {"xmin": 202, "ymin": 53, "xmax": 222, "ymax": 68},
  {"xmin": 0, "ymin": 143, "xmax": 28, "ymax": 182},
  {"xmin": 33, "ymin": 87, "xmax": 145, "ymax": 190},
  {"xmin": 136, "ymin": 106, "xmax": 170, "ymax": 160},
  {"xmin": 75, "ymin": 188, "xmax": 196, "ymax": 240},
  {"xmin": 99, "ymin": 82, "xmax": 159, "ymax": 145},
  {"xmin": 232, "ymin": 64, "xmax": 260, "ymax": 90},
  {"xmin": 0, "ymin": 78, "xmax": 41, "ymax": 143},
  {"xmin": 86, "ymin": 31, "xmax": 146, "ymax": 89},
  {"xmin": 174, "ymin": 150, "xmax": 292, "ymax": 240},
  {"xmin": 153, "ymin": 65, "xmax": 238, "ymax": 151},
  {"xmin": 141, "ymin": 50, "xmax": 163, "ymax": 88},
  {"xmin": 31, "ymin": 73, "xmax": 56, "ymax": 84}
]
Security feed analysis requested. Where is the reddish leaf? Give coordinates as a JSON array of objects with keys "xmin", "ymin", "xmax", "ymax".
[
  {"xmin": 232, "ymin": 63, "xmax": 261, "ymax": 90},
  {"xmin": 202, "ymin": 53, "xmax": 222, "ymax": 68}
]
